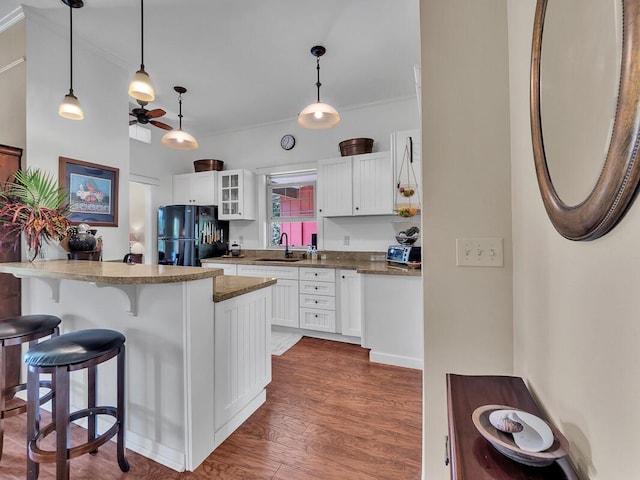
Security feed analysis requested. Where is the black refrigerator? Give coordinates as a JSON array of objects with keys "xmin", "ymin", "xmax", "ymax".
[{"xmin": 157, "ymin": 205, "xmax": 229, "ymax": 266}]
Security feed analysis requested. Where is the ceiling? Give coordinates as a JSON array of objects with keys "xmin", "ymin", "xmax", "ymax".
[{"xmin": 1, "ymin": 0, "xmax": 420, "ymax": 137}]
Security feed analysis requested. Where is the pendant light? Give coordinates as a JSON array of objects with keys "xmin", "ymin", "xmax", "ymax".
[
  {"xmin": 58, "ymin": 0, "xmax": 84, "ymax": 120},
  {"xmin": 161, "ymin": 86, "xmax": 199, "ymax": 150},
  {"xmin": 128, "ymin": 0, "xmax": 155, "ymax": 102},
  {"xmin": 297, "ymin": 45, "xmax": 341, "ymax": 129}
]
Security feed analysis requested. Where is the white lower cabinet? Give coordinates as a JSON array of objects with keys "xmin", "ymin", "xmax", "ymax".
[
  {"xmin": 237, "ymin": 265, "xmax": 299, "ymax": 328},
  {"xmin": 299, "ymin": 267, "xmax": 336, "ymax": 333},
  {"xmin": 214, "ymin": 287, "xmax": 272, "ymax": 438},
  {"xmin": 337, "ymin": 269, "xmax": 362, "ymax": 337}
]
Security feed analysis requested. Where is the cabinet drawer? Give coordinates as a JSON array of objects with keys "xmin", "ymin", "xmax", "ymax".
[
  {"xmin": 299, "ymin": 294, "xmax": 336, "ymax": 310},
  {"xmin": 299, "ymin": 268, "xmax": 335, "ymax": 283},
  {"xmin": 300, "ymin": 308, "xmax": 336, "ymax": 332},
  {"xmin": 299, "ymin": 280, "xmax": 336, "ymax": 296}
]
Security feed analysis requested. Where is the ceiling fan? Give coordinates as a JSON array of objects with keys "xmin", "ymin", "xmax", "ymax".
[{"xmin": 129, "ymin": 100, "xmax": 172, "ymax": 130}]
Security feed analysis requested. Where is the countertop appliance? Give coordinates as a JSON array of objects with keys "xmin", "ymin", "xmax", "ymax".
[
  {"xmin": 157, "ymin": 205, "xmax": 229, "ymax": 266},
  {"xmin": 386, "ymin": 245, "xmax": 421, "ymax": 265}
]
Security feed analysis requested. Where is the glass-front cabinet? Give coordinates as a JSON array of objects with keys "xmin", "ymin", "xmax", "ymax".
[{"xmin": 218, "ymin": 169, "xmax": 256, "ymax": 220}]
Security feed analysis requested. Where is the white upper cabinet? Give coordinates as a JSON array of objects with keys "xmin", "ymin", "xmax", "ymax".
[
  {"xmin": 218, "ymin": 169, "xmax": 256, "ymax": 220},
  {"xmin": 173, "ymin": 171, "xmax": 218, "ymax": 205},
  {"xmin": 317, "ymin": 152, "xmax": 393, "ymax": 217}
]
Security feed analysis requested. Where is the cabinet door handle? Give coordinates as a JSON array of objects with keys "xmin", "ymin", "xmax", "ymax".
[
  {"xmin": 315, "ymin": 286, "xmax": 318, "ymax": 290},
  {"xmin": 355, "ymin": 206, "xmax": 359, "ymax": 210},
  {"xmin": 314, "ymin": 273, "xmax": 318, "ymax": 276},
  {"xmin": 342, "ymin": 275, "xmax": 345, "ymax": 278},
  {"xmin": 315, "ymin": 300, "xmax": 318, "ymax": 304},
  {"xmin": 319, "ymin": 208, "xmax": 322, "ymax": 212}
]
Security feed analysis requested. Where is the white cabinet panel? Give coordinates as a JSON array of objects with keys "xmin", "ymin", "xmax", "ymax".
[
  {"xmin": 214, "ymin": 288, "xmax": 271, "ymax": 431},
  {"xmin": 237, "ymin": 265, "xmax": 299, "ymax": 327},
  {"xmin": 337, "ymin": 269, "xmax": 362, "ymax": 338},
  {"xmin": 299, "ymin": 293, "xmax": 336, "ymax": 310},
  {"xmin": 173, "ymin": 171, "xmax": 218, "ymax": 205},
  {"xmin": 317, "ymin": 152, "xmax": 393, "ymax": 217},
  {"xmin": 300, "ymin": 308, "xmax": 336, "ymax": 332},
  {"xmin": 299, "ymin": 268, "xmax": 335, "ymax": 282},
  {"xmin": 299, "ymin": 280, "xmax": 336, "ymax": 296},
  {"xmin": 317, "ymin": 157, "xmax": 353, "ymax": 216}
]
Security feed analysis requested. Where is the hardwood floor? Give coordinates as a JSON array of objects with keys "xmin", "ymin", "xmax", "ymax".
[{"xmin": 2, "ymin": 337, "xmax": 423, "ymax": 479}]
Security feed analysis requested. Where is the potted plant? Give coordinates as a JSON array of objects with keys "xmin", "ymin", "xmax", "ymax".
[{"xmin": 0, "ymin": 168, "xmax": 70, "ymax": 261}]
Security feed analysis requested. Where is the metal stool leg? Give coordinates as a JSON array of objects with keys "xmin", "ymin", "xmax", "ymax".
[
  {"xmin": 55, "ymin": 367, "xmax": 70, "ymax": 480},
  {"xmin": 0, "ymin": 341, "xmax": 6, "ymax": 461},
  {"xmin": 87, "ymin": 364, "xmax": 97, "ymax": 453},
  {"xmin": 26, "ymin": 365, "xmax": 39, "ymax": 480},
  {"xmin": 116, "ymin": 345, "xmax": 129, "ymax": 472}
]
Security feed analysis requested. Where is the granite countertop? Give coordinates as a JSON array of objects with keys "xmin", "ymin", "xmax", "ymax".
[
  {"xmin": 213, "ymin": 275, "xmax": 277, "ymax": 302},
  {"xmin": 201, "ymin": 251, "xmax": 422, "ymax": 277},
  {"xmin": 0, "ymin": 260, "xmax": 223, "ymax": 285}
]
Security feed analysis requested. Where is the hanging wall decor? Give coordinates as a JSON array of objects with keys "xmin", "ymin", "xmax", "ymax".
[{"xmin": 395, "ymin": 136, "xmax": 421, "ymax": 217}]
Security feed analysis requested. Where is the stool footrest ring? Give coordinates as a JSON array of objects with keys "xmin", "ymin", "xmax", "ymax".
[
  {"xmin": 28, "ymin": 406, "xmax": 121, "ymax": 465},
  {"xmin": 1, "ymin": 380, "xmax": 54, "ymax": 419}
]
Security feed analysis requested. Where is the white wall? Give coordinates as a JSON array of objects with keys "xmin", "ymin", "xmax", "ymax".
[
  {"xmin": 509, "ymin": 2, "xmax": 640, "ymax": 478},
  {"xmin": 0, "ymin": 19, "xmax": 26, "ymax": 152},
  {"xmin": 24, "ymin": 7, "xmax": 129, "ymax": 261},
  {"xmin": 420, "ymin": 1, "xmax": 513, "ymax": 478}
]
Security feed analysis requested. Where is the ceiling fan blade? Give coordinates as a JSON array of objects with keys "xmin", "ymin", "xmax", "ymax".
[
  {"xmin": 150, "ymin": 120, "xmax": 173, "ymax": 130},
  {"xmin": 146, "ymin": 108, "xmax": 166, "ymax": 119},
  {"xmin": 129, "ymin": 119, "xmax": 138, "ymax": 125}
]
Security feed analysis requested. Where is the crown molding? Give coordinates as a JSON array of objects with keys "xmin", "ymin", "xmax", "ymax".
[{"xmin": 0, "ymin": 7, "xmax": 24, "ymax": 33}]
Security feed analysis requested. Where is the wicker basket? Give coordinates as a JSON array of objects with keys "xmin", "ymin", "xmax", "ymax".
[
  {"xmin": 194, "ymin": 159, "xmax": 224, "ymax": 172},
  {"xmin": 339, "ymin": 138, "xmax": 374, "ymax": 156}
]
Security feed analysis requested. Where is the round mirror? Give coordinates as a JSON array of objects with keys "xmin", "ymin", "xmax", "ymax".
[{"xmin": 531, "ymin": 0, "xmax": 640, "ymax": 240}]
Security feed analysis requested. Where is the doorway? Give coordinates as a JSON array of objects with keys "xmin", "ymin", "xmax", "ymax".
[{"xmin": 129, "ymin": 174, "xmax": 158, "ymax": 264}]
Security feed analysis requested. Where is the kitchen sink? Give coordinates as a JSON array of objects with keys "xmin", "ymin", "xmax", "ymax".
[{"xmin": 254, "ymin": 257, "xmax": 301, "ymax": 262}]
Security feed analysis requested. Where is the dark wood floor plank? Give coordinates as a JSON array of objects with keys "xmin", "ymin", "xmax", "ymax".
[{"xmin": 2, "ymin": 336, "xmax": 422, "ymax": 479}]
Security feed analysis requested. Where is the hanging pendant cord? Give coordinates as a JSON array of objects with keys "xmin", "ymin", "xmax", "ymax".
[
  {"xmin": 315, "ymin": 57, "xmax": 321, "ymax": 103},
  {"xmin": 140, "ymin": 0, "xmax": 145, "ymax": 70},
  {"xmin": 178, "ymin": 93, "xmax": 183, "ymax": 130},
  {"xmin": 68, "ymin": 5, "xmax": 74, "ymax": 94}
]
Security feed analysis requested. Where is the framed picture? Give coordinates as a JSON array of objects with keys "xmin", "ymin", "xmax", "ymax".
[{"xmin": 59, "ymin": 157, "xmax": 119, "ymax": 227}]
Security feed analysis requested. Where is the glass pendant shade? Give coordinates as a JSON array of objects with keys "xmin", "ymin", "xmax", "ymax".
[
  {"xmin": 161, "ymin": 129, "xmax": 199, "ymax": 150},
  {"xmin": 128, "ymin": 69, "xmax": 155, "ymax": 102},
  {"xmin": 59, "ymin": 91, "xmax": 84, "ymax": 120},
  {"xmin": 297, "ymin": 102, "xmax": 341, "ymax": 129}
]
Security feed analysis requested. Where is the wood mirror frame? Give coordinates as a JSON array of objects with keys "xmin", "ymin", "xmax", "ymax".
[{"xmin": 531, "ymin": 0, "xmax": 640, "ymax": 241}]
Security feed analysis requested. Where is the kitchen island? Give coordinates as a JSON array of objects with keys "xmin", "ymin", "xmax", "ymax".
[{"xmin": 0, "ymin": 260, "xmax": 276, "ymax": 472}]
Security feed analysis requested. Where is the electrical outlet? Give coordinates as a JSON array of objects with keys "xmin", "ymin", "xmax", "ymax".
[
  {"xmin": 456, "ymin": 238, "xmax": 504, "ymax": 267},
  {"xmin": 344, "ymin": 235, "xmax": 350, "ymax": 246}
]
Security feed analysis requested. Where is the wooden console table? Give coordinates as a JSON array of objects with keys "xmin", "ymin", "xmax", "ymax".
[{"xmin": 446, "ymin": 374, "xmax": 579, "ymax": 480}]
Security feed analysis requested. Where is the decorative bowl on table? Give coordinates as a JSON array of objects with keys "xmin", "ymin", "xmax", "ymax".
[{"xmin": 472, "ymin": 404, "xmax": 570, "ymax": 467}]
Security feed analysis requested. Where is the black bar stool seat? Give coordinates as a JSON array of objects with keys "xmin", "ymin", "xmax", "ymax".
[
  {"xmin": 24, "ymin": 329, "xmax": 129, "ymax": 480},
  {"xmin": 0, "ymin": 314, "xmax": 61, "ymax": 461}
]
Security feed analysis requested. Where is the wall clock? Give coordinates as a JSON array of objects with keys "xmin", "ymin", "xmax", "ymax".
[{"xmin": 280, "ymin": 134, "xmax": 296, "ymax": 150}]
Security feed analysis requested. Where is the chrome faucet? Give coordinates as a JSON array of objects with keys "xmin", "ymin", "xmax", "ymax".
[{"xmin": 280, "ymin": 232, "xmax": 291, "ymax": 258}]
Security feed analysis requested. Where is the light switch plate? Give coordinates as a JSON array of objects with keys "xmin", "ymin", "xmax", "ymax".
[{"xmin": 456, "ymin": 238, "xmax": 504, "ymax": 267}]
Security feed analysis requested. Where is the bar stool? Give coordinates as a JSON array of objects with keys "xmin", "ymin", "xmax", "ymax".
[
  {"xmin": 0, "ymin": 314, "xmax": 61, "ymax": 461},
  {"xmin": 24, "ymin": 329, "xmax": 129, "ymax": 480}
]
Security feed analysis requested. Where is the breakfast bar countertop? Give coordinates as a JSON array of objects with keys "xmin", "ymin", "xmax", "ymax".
[
  {"xmin": 213, "ymin": 275, "xmax": 277, "ymax": 302},
  {"xmin": 0, "ymin": 260, "xmax": 223, "ymax": 285}
]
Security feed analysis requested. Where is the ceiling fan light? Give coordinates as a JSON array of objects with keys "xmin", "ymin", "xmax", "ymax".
[
  {"xmin": 161, "ymin": 129, "xmax": 199, "ymax": 150},
  {"xmin": 297, "ymin": 102, "xmax": 341, "ymax": 129},
  {"xmin": 129, "ymin": 69, "xmax": 155, "ymax": 102},
  {"xmin": 59, "ymin": 91, "xmax": 84, "ymax": 120}
]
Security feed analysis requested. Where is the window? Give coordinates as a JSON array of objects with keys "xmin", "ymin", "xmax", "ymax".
[{"xmin": 267, "ymin": 172, "xmax": 317, "ymax": 248}]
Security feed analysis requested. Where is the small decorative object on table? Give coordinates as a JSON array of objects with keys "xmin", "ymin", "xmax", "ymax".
[{"xmin": 472, "ymin": 404, "xmax": 570, "ymax": 467}]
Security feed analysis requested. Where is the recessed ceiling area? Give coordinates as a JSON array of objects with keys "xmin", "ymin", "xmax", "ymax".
[{"xmin": 1, "ymin": 0, "xmax": 420, "ymax": 137}]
